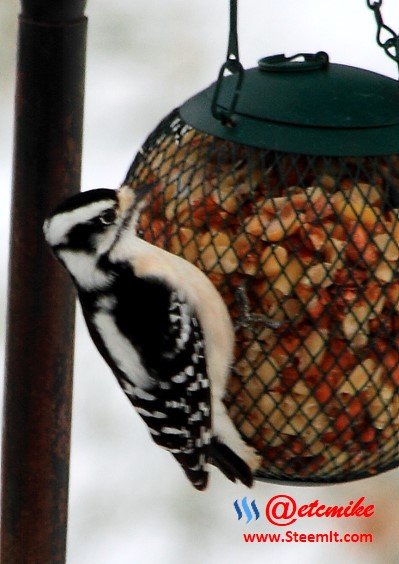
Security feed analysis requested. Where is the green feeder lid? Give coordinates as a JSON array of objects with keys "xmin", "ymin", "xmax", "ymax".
[{"xmin": 180, "ymin": 53, "xmax": 399, "ymax": 156}]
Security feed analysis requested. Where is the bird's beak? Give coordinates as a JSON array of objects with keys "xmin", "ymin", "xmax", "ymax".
[
  {"xmin": 117, "ymin": 182, "xmax": 157, "ymax": 214},
  {"xmin": 117, "ymin": 185, "xmax": 136, "ymax": 214}
]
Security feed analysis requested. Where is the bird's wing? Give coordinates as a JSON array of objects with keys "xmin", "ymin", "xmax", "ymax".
[
  {"xmin": 127, "ymin": 289, "xmax": 212, "ymax": 490},
  {"xmin": 89, "ymin": 275, "xmax": 211, "ymax": 490},
  {"xmin": 79, "ymin": 273, "xmax": 253, "ymax": 489}
]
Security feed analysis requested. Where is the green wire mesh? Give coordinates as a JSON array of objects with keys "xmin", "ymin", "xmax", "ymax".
[{"xmin": 124, "ymin": 109, "xmax": 399, "ymax": 484}]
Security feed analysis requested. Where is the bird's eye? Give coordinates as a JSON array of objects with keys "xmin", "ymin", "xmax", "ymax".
[{"xmin": 99, "ymin": 209, "xmax": 117, "ymax": 225}]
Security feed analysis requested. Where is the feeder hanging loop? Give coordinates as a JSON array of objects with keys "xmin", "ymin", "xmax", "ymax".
[
  {"xmin": 367, "ymin": 0, "xmax": 399, "ymax": 74},
  {"xmin": 211, "ymin": 0, "xmax": 244, "ymax": 126}
]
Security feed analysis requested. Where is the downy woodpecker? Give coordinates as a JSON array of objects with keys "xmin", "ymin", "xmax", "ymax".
[{"xmin": 43, "ymin": 185, "xmax": 260, "ymax": 489}]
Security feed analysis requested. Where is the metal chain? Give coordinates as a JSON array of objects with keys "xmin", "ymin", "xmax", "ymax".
[{"xmin": 367, "ymin": 0, "xmax": 399, "ymax": 72}]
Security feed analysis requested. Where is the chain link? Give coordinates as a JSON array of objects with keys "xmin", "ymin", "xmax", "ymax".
[{"xmin": 367, "ymin": 0, "xmax": 399, "ymax": 70}]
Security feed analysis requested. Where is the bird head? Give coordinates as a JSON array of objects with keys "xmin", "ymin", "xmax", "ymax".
[
  {"xmin": 43, "ymin": 188, "xmax": 120, "ymax": 257},
  {"xmin": 43, "ymin": 185, "xmax": 154, "ymax": 290},
  {"xmin": 43, "ymin": 184, "xmax": 154, "ymax": 257}
]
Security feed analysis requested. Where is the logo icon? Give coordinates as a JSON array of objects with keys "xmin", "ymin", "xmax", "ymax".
[{"xmin": 234, "ymin": 497, "xmax": 260, "ymax": 523}]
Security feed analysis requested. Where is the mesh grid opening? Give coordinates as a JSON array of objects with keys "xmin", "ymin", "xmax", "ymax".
[{"xmin": 124, "ymin": 108, "xmax": 399, "ymax": 484}]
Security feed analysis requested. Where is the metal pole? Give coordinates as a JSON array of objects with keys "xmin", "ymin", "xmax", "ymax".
[{"xmin": 1, "ymin": 2, "xmax": 87, "ymax": 562}]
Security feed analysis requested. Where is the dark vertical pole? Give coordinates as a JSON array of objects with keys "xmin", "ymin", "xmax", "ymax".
[{"xmin": 1, "ymin": 2, "xmax": 87, "ymax": 562}]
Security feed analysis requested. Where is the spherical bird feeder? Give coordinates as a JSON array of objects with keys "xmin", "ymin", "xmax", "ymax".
[{"xmin": 124, "ymin": 0, "xmax": 399, "ymax": 484}]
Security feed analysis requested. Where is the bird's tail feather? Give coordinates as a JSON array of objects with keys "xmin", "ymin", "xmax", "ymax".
[
  {"xmin": 173, "ymin": 439, "xmax": 254, "ymax": 490},
  {"xmin": 208, "ymin": 438, "xmax": 254, "ymax": 488}
]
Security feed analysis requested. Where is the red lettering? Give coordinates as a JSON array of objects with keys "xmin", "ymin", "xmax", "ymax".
[
  {"xmin": 274, "ymin": 502, "xmax": 291, "ymax": 518},
  {"xmin": 351, "ymin": 497, "xmax": 366, "ymax": 517},
  {"xmin": 243, "ymin": 533, "xmax": 281, "ymax": 543},
  {"xmin": 324, "ymin": 506, "xmax": 344, "ymax": 517},
  {"xmin": 307, "ymin": 500, "xmax": 319, "ymax": 517},
  {"xmin": 364, "ymin": 505, "xmax": 374, "ymax": 517},
  {"xmin": 343, "ymin": 500, "xmax": 355, "ymax": 517},
  {"xmin": 243, "ymin": 533, "xmax": 256, "ymax": 543},
  {"xmin": 263, "ymin": 494, "xmax": 374, "ymax": 526},
  {"xmin": 297, "ymin": 504, "xmax": 309, "ymax": 517},
  {"xmin": 285, "ymin": 531, "xmax": 293, "ymax": 543}
]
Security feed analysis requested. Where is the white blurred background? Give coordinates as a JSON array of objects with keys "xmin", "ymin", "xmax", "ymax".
[{"xmin": 2, "ymin": 1, "xmax": 399, "ymax": 563}]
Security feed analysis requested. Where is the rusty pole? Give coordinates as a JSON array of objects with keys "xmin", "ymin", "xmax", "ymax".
[{"xmin": 1, "ymin": 1, "xmax": 87, "ymax": 562}]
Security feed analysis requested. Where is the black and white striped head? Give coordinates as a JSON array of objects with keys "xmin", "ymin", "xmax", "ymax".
[
  {"xmin": 43, "ymin": 185, "xmax": 153, "ymax": 291},
  {"xmin": 43, "ymin": 185, "xmax": 152, "ymax": 258},
  {"xmin": 43, "ymin": 189, "xmax": 120, "ymax": 257}
]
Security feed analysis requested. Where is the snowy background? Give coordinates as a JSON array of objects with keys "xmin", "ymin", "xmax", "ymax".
[{"xmin": 2, "ymin": 1, "xmax": 399, "ymax": 563}]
